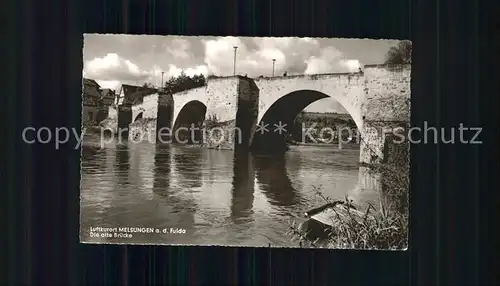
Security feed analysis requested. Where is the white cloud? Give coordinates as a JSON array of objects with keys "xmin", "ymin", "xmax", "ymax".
[
  {"xmin": 84, "ymin": 37, "xmax": 363, "ymax": 86},
  {"xmin": 202, "ymin": 36, "xmax": 323, "ymax": 77},
  {"xmin": 203, "ymin": 36, "xmax": 246, "ymax": 76},
  {"xmin": 84, "ymin": 53, "xmax": 151, "ymax": 83},
  {"xmin": 165, "ymin": 64, "xmax": 209, "ymax": 78},
  {"xmin": 166, "ymin": 38, "xmax": 191, "ymax": 59},
  {"xmin": 83, "ymin": 53, "xmax": 209, "ymax": 89},
  {"xmin": 200, "ymin": 36, "xmax": 361, "ymax": 78},
  {"xmin": 304, "ymin": 47, "xmax": 360, "ymax": 74},
  {"xmin": 96, "ymin": 80, "xmax": 122, "ymax": 90}
]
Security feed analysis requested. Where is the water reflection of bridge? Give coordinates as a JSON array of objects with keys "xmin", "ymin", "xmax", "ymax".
[
  {"xmin": 149, "ymin": 145, "xmax": 304, "ymax": 224},
  {"xmin": 152, "ymin": 145, "xmax": 197, "ymax": 231}
]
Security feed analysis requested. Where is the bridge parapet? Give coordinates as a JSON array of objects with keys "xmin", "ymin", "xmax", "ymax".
[
  {"xmin": 253, "ymin": 71, "xmax": 363, "ymax": 82},
  {"xmin": 170, "ymin": 85, "xmax": 207, "ymax": 97}
]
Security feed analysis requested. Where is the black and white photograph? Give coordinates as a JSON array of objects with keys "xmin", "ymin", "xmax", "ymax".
[{"xmin": 80, "ymin": 35, "xmax": 411, "ymax": 249}]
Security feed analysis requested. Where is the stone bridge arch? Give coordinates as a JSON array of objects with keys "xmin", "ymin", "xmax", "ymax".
[
  {"xmin": 250, "ymin": 66, "xmax": 411, "ymax": 164},
  {"xmin": 172, "ymin": 87, "xmax": 208, "ymax": 124},
  {"xmin": 254, "ymin": 74, "xmax": 365, "ymax": 129},
  {"xmin": 251, "ymin": 73, "xmax": 365, "ymax": 154},
  {"xmin": 172, "ymin": 100, "xmax": 207, "ymax": 144},
  {"xmin": 250, "ymin": 89, "xmax": 364, "ymax": 153},
  {"xmin": 133, "ymin": 111, "xmax": 144, "ymax": 122},
  {"xmin": 170, "ymin": 88, "xmax": 207, "ymax": 143}
]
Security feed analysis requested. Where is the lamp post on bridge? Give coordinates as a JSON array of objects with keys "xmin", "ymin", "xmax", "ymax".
[
  {"xmin": 233, "ymin": 46, "xmax": 238, "ymax": 75},
  {"xmin": 161, "ymin": 71, "xmax": 165, "ymax": 90},
  {"xmin": 272, "ymin": 59, "xmax": 276, "ymax": 77}
]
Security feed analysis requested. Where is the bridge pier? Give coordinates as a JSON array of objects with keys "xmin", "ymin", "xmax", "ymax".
[
  {"xmin": 117, "ymin": 104, "xmax": 132, "ymax": 138},
  {"xmin": 155, "ymin": 92, "xmax": 175, "ymax": 143},
  {"xmin": 357, "ymin": 120, "xmax": 410, "ymax": 206},
  {"xmin": 202, "ymin": 76, "xmax": 259, "ymax": 151}
]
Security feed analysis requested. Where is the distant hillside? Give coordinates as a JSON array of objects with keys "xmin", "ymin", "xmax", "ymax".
[
  {"xmin": 288, "ymin": 111, "xmax": 357, "ymax": 144},
  {"xmin": 301, "ymin": 112, "xmax": 352, "ymax": 121}
]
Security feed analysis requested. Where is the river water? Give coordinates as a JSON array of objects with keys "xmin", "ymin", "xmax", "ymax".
[{"xmin": 80, "ymin": 136, "xmax": 378, "ymax": 247}]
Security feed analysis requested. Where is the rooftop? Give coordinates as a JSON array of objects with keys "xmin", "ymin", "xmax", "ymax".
[
  {"xmin": 82, "ymin": 78, "xmax": 101, "ymax": 97},
  {"xmin": 83, "ymin": 78, "xmax": 100, "ymax": 87}
]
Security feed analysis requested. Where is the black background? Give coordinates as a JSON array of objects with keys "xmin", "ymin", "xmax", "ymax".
[{"xmin": 3, "ymin": 0, "xmax": 498, "ymax": 284}]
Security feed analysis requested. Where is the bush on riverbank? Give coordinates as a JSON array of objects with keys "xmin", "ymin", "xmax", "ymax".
[
  {"xmin": 287, "ymin": 185, "xmax": 408, "ymax": 250},
  {"xmin": 286, "ymin": 126, "xmax": 410, "ymax": 249}
]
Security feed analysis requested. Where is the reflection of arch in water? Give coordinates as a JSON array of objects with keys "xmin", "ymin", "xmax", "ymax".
[
  {"xmin": 172, "ymin": 147, "xmax": 203, "ymax": 189},
  {"xmin": 253, "ymin": 155, "xmax": 302, "ymax": 207},
  {"xmin": 172, "ymin": 100, "xmax": 207, "ymax": 144},
  {"xmin": 250, "ymin": 90, "xmax": 361, "ymax": 155},
  {"xmin": 230, "ymin": 151, "xmax": 255, "ymax": 224},
  {"xmin": 113, "ymin": 144, "xmax": 130, "ymax": 187},
  {"xmin": 152, "ymin": 145, "xmax": 198, "ymax": 229},
  {"xmin": 152, "ymin": 144, "xmax": 172, "ymax": 194}
]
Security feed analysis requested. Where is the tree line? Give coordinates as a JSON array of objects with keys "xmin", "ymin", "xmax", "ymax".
[
  {"xmin": 287, "ymin": 112, "xmax": 358, "ymax": 144},
  {"xmin": 142, "ymin": 72, "xmax": 207, "ymax": 94},
  {"xmin": 384, "ymin": 40, "xmax": 412, "ymax": 65}
]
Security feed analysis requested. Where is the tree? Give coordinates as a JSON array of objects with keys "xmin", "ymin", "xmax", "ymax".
[
  {"xmin": 163, "ymin": 72, "xmax": 206, "ymax": 94},
  {"xmin": 142, "ymin": 82, "xmax": 155, "ymax": 88},
  {"xmin": 384, "ymin": 40, "xmax": 412, "ymax": 65}
]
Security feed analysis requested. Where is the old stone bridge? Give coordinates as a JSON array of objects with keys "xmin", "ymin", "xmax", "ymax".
[{"xmin": 111, "ymin": 64, "xmax": 411, "ymax": 191}]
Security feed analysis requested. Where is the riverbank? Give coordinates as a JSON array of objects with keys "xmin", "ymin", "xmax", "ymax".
[
  {"xmin": 290, "ymin": 142, "xmax": 360, "ymax": 148},
  {"xmin": 286, "ymin": 158, "xmax": 409, "ymax": 250}
]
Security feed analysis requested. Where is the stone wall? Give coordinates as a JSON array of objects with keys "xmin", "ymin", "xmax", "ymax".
[
  {"xmin": 128, "ymin": 118, "xmax": 157, "ymax": 143},
  {"xmin": 356, "ymin": 65, "xmax": 411, "ymax": 195},
  {"xmin": 358, "ymin": 65, "xmax": 411, "ymax": 164},
  {"xmin": 361, "ymin": 65, "xmax": 411, "ymax": 122},
  {"xmin": 205, "ymin": 77, "xmax": 239, "ymax": 123},
  {"xmin": 357, "ymin": 120, "xmax": 409, "ymax": 193},
  {"xmin": 382, "ymin": 130, "xmax": 410, "ymax": 213},
  {"xmin": 129, "ymin": 120, "xmax": 157, "ymax": 143},
  {"xmin": 132, "ymin": 93, "xmax": 160, "ymax": 121},
  {"xmin": 203, "ymin": 119, "xmax": 237, "ymax": 150},
  {"xmin": 199, "ymin": 76, "xmax": 260, "ymax": 151}
]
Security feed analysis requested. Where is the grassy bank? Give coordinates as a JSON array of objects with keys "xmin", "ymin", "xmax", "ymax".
[
  {"xmin": 287, "ymin": 185, "xmax": 408, "ymax": 250},
  {"xmin": 286, "ymin": 142, "xmax": 409, "ymax": 250}
]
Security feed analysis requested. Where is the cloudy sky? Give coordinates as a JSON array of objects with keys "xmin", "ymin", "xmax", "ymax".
[{"xmin": 83, "ymin": 35, "xmax": 399, "ymax": 113}]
